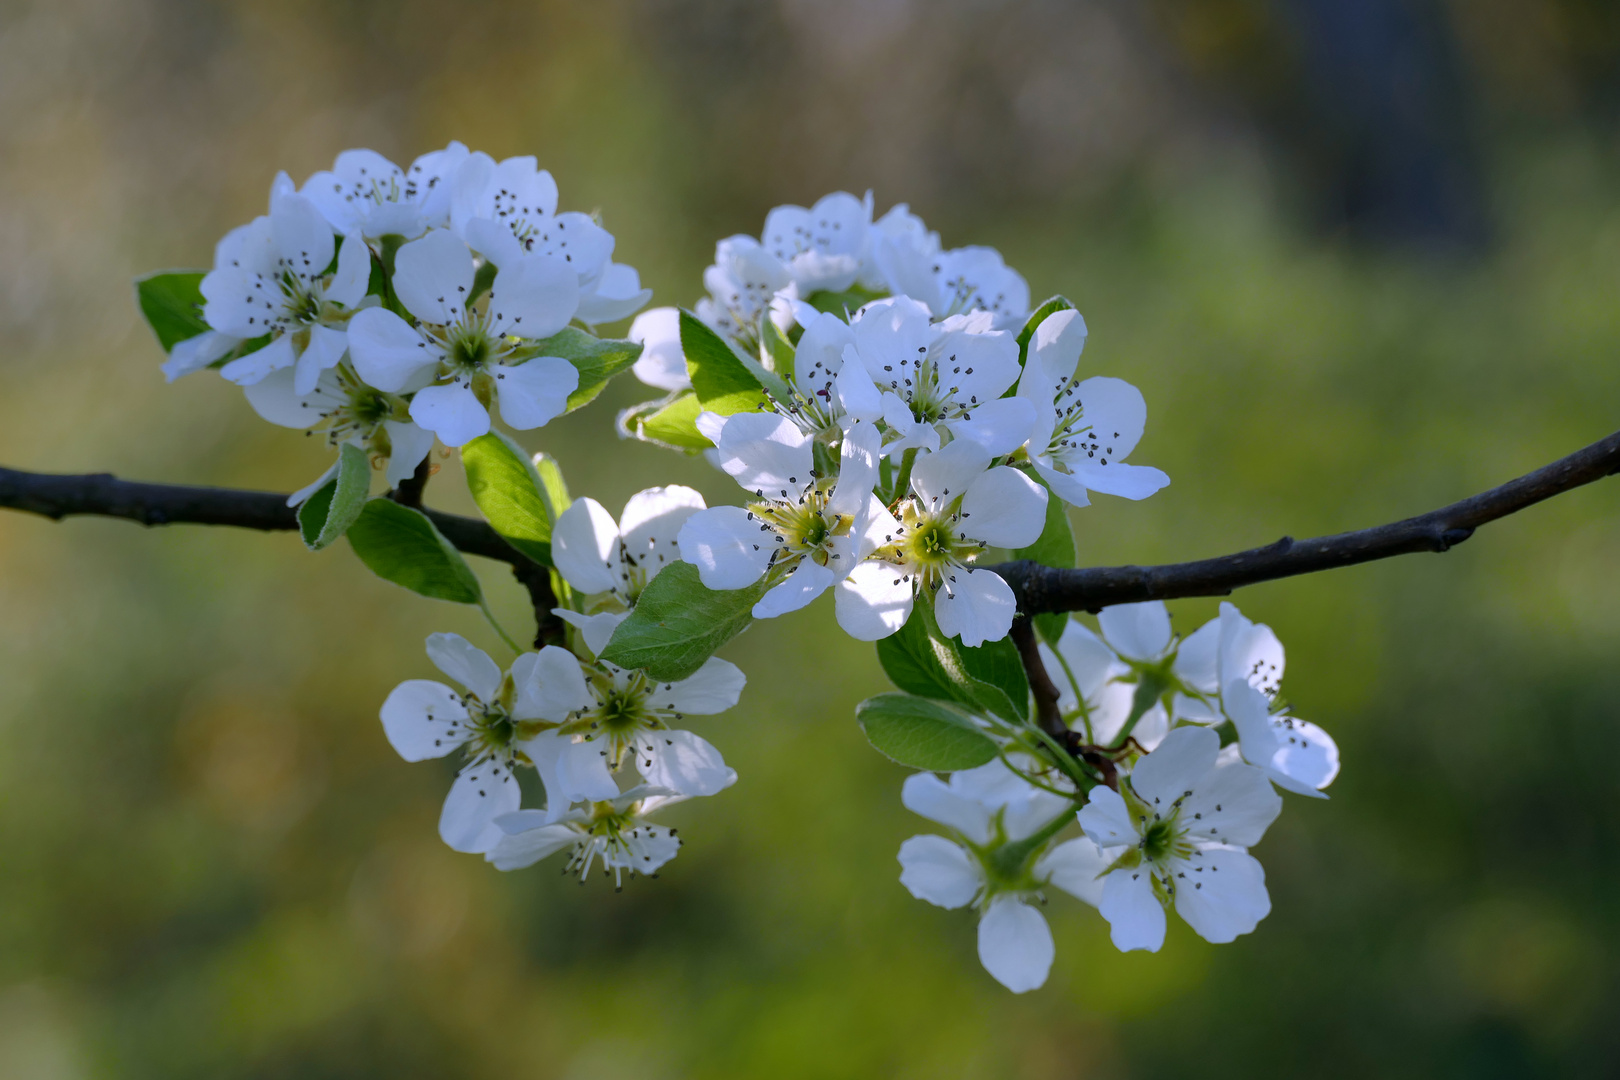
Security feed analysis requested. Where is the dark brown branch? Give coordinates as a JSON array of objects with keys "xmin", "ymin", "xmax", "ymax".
[
  {"xmin": 387, "ymin": 455, "xmax": 434, "ymax": 509},
  {"xmin": 1009, "ymin": 617, "xmax": 1065, "ymax": 740},
  {"xmin": 991, "ymin": 427, "xmax": 1620, "ymax": 615},
  {"xmin": 0, "ymin": 465, "xmax": 522, "ymax": 566}
]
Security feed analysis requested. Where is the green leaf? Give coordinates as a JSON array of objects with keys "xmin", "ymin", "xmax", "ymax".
[
  {"xmin": 856, "ymin": 693, "xmax": 999, "ymax": 771},
  {"xmin": 135, "ymin": 271, "xmax": 208, "ymax": 351},
  {"xmin": 681, "ymin": 310, "xmax": 770, "ymax": 416},
  {"xmin": 347, "ymin": 498, "xmax": 482, "ymax": 604},
  {"xmin": 599, "ymin": 562, "xmax": 763, "ymax": 680},
  {"xmin": 531, "ymin": 451, "xmax": 570, "ymax": 523},
  {"xmin": 461, "ymin": 431, "xmax": 554, "ymax": 565},
  {"xmin": 1015, "ymin": 295, "xmax": 1076, "ymax": 366},
  {"xmin": 876, "ymin": 603, "xmax": 1029, "ymax": 722},
  {"xmin": 1012, "ymin": 472, "xmax": 1075, "ymax": 645},
  {"xmin": 760, "ymin": 313, "xmax": 796, "ymax": 376},
  {"xmin": 803, "ymin": 284, "xmax": 885, "ymax": 319},
  {"xmin": 619, "ymin": 391, "xmax": 711, "ymax": 451},
  {"xmin": 528, "ymin": 328, "xmax": 643, "ymax": 411},
  {"xmin": 297, "ymin": 444, "xmax": 372, "ymax": 550}
]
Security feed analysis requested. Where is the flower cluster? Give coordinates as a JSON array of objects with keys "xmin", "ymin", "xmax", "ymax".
[
  {"xmin": 897, "ymin": 600, "xmax": 1338, "ymax": 991},
  {"xmin": 143, "ymin": 153, "xmax": 1343, "ymax": 992},
  {"xmin": 164, "ymin": 144, "xmax": 649, "ymax": 498}
]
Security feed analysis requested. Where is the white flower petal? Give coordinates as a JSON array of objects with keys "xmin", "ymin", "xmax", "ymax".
[
  {"xmin": 1032, "ymin": 460, "xmax": 1092, "ymax": 509},
  {"xmin": 1076, "ymin": 786, "xmax": 1138, "ymax": 849},
  {"xmin": 711, "ymin": 411, "xmax": 813, "ymax": 495},
  {"xmin": 1173, "ymin": 617, "xmax": 1222, "ymax": 697},
  {"xmin": 827, "ymin": 420, "xmax": 881, "ymax": 518},
  {"xmin": 1267, "ymin": 716, "xmax": 1340, "ymax": 794},
  {"xmin": 753, "ymin": 558, "xmax": 834, "ymax": 619},
  {"xmin": 1099, "ymin": 868, "xmax": 1166, "ymax": 953},
  {"xmin": 292, "ymin": 324, "xmax": 349, "ymax": 396},
  {"xmin": 552, "ymin": 608, "xmax": 627, "ymax": 659},
  {"xmin": 347, "ymin": 307, "xmax": 436, "ymax": 392},
  {"xmin": 269, "ymin": 193, "xmax": 335, "ymax": 279},
  {"xmin": 1036, "ymin": 837, "xmax": 1112, "ymax": 907},
  {"xmin": 650, "ymin": 656, "xmax": 746, "ymax": 715},
  {"xmin": 1179, "ymin": 754, "xmax": 1284, "ymax": 849},
  {"xmin": 620, "ymin": 485, "xmax": 707, "ymax": 572},
  {"xmin": 639, "ymin": 729, "xmax": 737, "ymax": 796},
  {"xmin": 900, "ymin": 772, "xmax": 992, "ymax": 845},
  {"xmin": 492, "ymin": 357, "xmax": 577, "ymax": 430},
  {"xmin": 243, "ymin": 365, "xmax": 330, "ymax": 428},
  {"xmin": 792, "ymin": 311, "xmax": 856, "ymax": 391},
  {"xmin": 933, "ymin": 567, "xmax": 1016, "ymax": 648},
  {"xmin": 551, "ymin": 497, "xmax": 621, "ymax": 595},
  {"xmin": 326, "ymin": 230, "xmax": 371, "ymax": 309},
  {"xmin": 834, "ymin": 559, "xmax": 914, "ymax": 641},
  {"xmin": 1029, "ymin": 306, "xmax": 1088, "ymax": 386},
  {"xmin": 1129, "ymin": 725, "xmax": 1220, "ymax": 809},
  {"xmin": 409, "ymin": 383, "xmax": 490, "ymax": 447},
  {"xmin": 510, "ymin": 645, "xmax": 593, "ymax": 721},
  {"xmin": 486, "ymin": 821, "xmax": 579, "ymax": 871},
  {"xmin": 909, "ymin": 439, "xmax": 990, "ymax": 512},
  {"xmin": 520, "ymin": 730, "xmax": 618, "ymax": 821},
  {"xmin": 162, "ymin": 330, "xmax": 239, "ymax": 382},
  {"xmin": 382, "ymin": 420, "xmax": 435, "ymax": 487},
  {"xmin": 1097, "ymin": 602, "xmax": 1173, "ymax": 663},
  {"xmin": 897, "ymin": 835, "xmax": 981, "ymax": 909},
  {"xmin": 676, "ymin": 506, "xmax": 774, "ymax": 591},
  {"xmin": 393, "ymin": 229, "xmax": 475, "ymax": 325},
  {"xmin": 488, "ymin": 254, "xmax": 579, "ymax": 339},
  {"xmin": 1069, "ymin": 461, "xmax": 1170, "ymax": 501},
  {"xmin": 1072, "ymin": 375, "xmax": 1146, "ymax": 462},
  {"xmin": 949, "ymin": 395, "xmax": 1037, "ymax": 458},
  {"xmin": 628, "ymin": 307, "xmax": 689, "ymax": 391},
  {"xmin": 575, "ymin": 262, "xmax": 650, "ymax": 324},
  {"xmin": 219, "ymin": 334, "xmax": 296, "ymax": 386},
  {"xmin": 439, "ymin": 759, "xmax": 521, "ymax": 854},
  {"xmin": 379, "ymin": 679, "xmax": 467, "ymax": 762},
  {"xmin": 424, "ymin": 632, "xmax": 502, "ymax": 702},
  {"xmin": 1222, "ymin": 679, "xmax": 1282, "ymax": 768},
  {"xmin": 977, "ymin": 897, "xmax": 1055, "ymax": 993},
  {"xmin": 1172, "ymin": 847, "xmax": 1270, "ymax": 944},
  {"xmin": 958, "ymin": 465, "xmax": 1047, "ymax": 549},
  {"xmin": 462, "ymin": 216, "xmax": 527, "ymax": 270}
]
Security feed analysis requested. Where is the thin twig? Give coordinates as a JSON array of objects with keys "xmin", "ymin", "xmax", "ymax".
[
  {"xmin": 989, "ymin": 426, "xmax": 1620, "ymax": 614},
  {"xmin": 388, "ymin": 455, "xmax": 433, "ymax": 509},
  {"xmin": 1009, "ymin": 617, "xmax": 1065, "ymax": 740}
]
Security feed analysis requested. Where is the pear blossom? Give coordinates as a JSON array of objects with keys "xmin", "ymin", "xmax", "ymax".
[
  {"xmin": 836, "ymin": 439, "xmax": 1047, "ymax": 646},
  {"xmin": 345, "ymin": 229, "xmax": 579, "ymax": 446},
  {"xmin": 627, "ymin": 307, "xmax": 690, "ymax": 391},
  {"xmin": 552, "ymin": 486, "xmax": 707, "ymax": 608},
  {"xmin": 863, "ymin": 202, "xmax": 1029, "ymax": 326},
  {"xmin": 848, "ymin": 297, "xmax": 1035, "ymax": 458},
  {"xmin": 1077, "ymin": 726, "xmax": 1282, "ymax": 952},
  {"xmin": 511, "ymin": 641, "xmax": 744, "ymax": 806},
  {"xmin": 1170, "ymin": 601, "xmax": 1285, "ymax": 723},
  {"xmin": 762, "ymin": 191, "xmax": 873, "ymax": 294},
  {"xmin": 160, "ymin": 330, "xmax": 244, "ymax": 383},
  {"xmin": 379, "ymin": 633, "xmax": 549, "ymax": 854},
  {"xmin": 678, "ymin": 412, "xmax": 884, "ymax": 618},
  {"xmin": 860, "ymin": 203, "xmax": 939, "ymax": 293},
  {"xmin": 454, "ymin": 153, "xmax": 650, "ymax": 323},
  {"xmin": 763, "ymin": 310, "xmax": 884, "ymax": 439},
  {"xmin": 1039, "ymin": 618, "xmax": 1167, "ymax": 750},
  {"xmin": 487, "ymin": 787, "xmax": 689, "ymax": 888},
  {"xmin": 300, "ymin": 143, "xmax": 469, "ymax": 242},
  {"xmin": 241, "ymin": 364, "xmax": 434, "ymax": 497},
  {"xmin": 1221, "ymin": 680, "xmax": 1340, "ymax": 798},
  {"xmin": 897, "ymin": 759, "xmax": 1107, "ymax": 992},
  {"xmin": 1016, "ymin": 307, "xmax": 1169, "ymax": 509},
  {"xmin": 200, "ymin": 183, "xmax": 372, "ymax": 394},
  {"xmin": 693, "ymin": 235, "xmax": 792, "ymax": 349}
]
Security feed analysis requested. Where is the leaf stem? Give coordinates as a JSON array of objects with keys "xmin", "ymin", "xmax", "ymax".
[{"xmin": 478, "ymin": 597, "xmax": 523, "ymax": 656}]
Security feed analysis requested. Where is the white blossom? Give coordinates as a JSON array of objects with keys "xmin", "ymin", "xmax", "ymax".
[
  {"xmin": 835, "ymin": 439, "xmax": 1046, "ymax": 646},
  {"xmin": 897, "ymin": 759, "xmax": 1107, "ymax": 993},
  {"xmin": 849, "ymin": 297, "xmax": 1035, "ymax": 458},
  {"xmin": 300, "ymin": 143, "xmax": 469, "ymax": 242},
  {"xmin": 200, "ymin": 180, "xmax": 372, "ymax": 394},
  {"xmin": 1016, "ymin": 307, "xmax": 1169, "ymax": 509},
  {"xmin": 487, "ymin": 787, "xmax": 688, "ymax": 888},
  {"xmin": 761, "ymin": 310, "xmax": 884, "ymax": 440},
  {"xmin": 552, "ymin": 486, "xmax": 707, "ymax": 607},
  {"xmin": 512, "ymin": 640, "xmax": 743, "ymax": 810},
  {"xmin": 378, "ymin": 633, "xmax": 542, "ymax": 854},
  {"xmin": 627, "ymin": 307, "xmax": 689, "ymax": 391},
  {"xmin": 864, "ymin": 203, "xmax": 1029, "ymax": 326},
  {"xmin": 1077, "ymin": 726, "xmax": 1282, "ymax": 952},
  {"xmin": 860, "ymin": 203, "xmax": 939, "ymax": 293},
  {"xmin": 762, "ymin": 191, "xmax": 873, "ymax": 295},
  {"xmin": 1039, "ymin": 618, "xmax": 1167, "ymax": 750},
  {"xmin": 677, "ymin": 412, "xmax": 885, "ymax": 619},
  {"xmin": 345, "ymin": 229, "xmax": 579, "ymax": 446},
  {"xmin": 693, "ymin": 235, "xmax": 792, "ymax": 350}
]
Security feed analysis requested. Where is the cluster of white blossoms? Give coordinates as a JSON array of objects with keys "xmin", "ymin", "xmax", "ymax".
[
  {"xmin": 145, "ymin": 157, "xmax": 1342, "ymax": 991},
  {"xmin": 163, "ymin": 144, "xmax": 650, "ymax": 498},
  {"xmin": 898, "ymin": 600, "xmax": 1340, "ymax": 991}
]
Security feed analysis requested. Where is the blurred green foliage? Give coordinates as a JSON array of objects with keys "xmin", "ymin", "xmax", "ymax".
[{"xmin": 2, "ymin": 1, "xmax": 1619, "ymax": 1077}]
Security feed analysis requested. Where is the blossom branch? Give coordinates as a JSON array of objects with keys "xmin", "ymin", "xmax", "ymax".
[{"xmin": 991, "ymin": 426, "xmax": 1620, "ymax": 615}]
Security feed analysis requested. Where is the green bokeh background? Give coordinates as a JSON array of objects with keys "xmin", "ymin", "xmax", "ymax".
[{"xmin": 2, "ymin": 2, "xmax": 1619, "ymax": 1076}]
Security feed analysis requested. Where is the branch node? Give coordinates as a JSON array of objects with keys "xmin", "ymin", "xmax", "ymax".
[{"xmin": 1438, "ymin": 526, "xmax": 1475, "ymax": 550}]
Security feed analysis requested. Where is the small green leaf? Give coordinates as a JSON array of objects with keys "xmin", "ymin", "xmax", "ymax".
[
  {"xmin": 681, "ymin": 310, "xmax": 769, "ymax": 416},
  {"xmin": 135, "ymin": 271, "xmax": 209, "ymax": 351},
  {"xmin": 297, "ymin": 444, "xmax": 372, "ymax": 550},
  {"xmin": 347, "ymin": 498, "xmax": 482, "ymax": 604},
  {"xmin": 619, "ymin": 391, "xmax": 711, "ymax": 451},
  {"xmin": 876, "ymin": 603, "xmax": 1029, "ymax": 722},
  {"xmin": 856, "ymin": 693, "xmax": 999, "ymax": 771},
  {"xmin": 461, "ymin": 431, "xmax": 553, "ymax": 565},
  {"xmin": 599, "ymin": 562, "xmax": 763, "ymax": 680},
  {"xmin": 532, "ymin": 451, "xmax": 570, "ymax": 523},
  {"xmin": 803, "ymin": 284, "xmax": 885, "ymax": 319},
  {"xmin": 760, "ymin": 313, "xmax": 796, "ymax": 376},
  {"xmin": 1012, "ymin": 471, "xmax": 1075, "ymax": 646},
  {"xmin": 1015, "ymin": 295, "xmax": 1076, "ymax": 366},
  {"xmin": 528, "ymin": 328, "xmax": 643, "ymax": 411}
]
